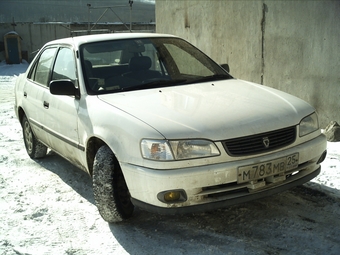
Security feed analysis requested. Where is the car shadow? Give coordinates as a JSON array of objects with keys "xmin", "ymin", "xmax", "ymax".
[
  {"xmin": 34, "ymin": 150, "xmax": 95, "ymax": 205},
  {"xmin": 108, "ymin": 184, "xmax": 340, "ymax": 255}
]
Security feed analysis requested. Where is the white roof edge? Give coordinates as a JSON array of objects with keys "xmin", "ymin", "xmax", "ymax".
[{"xmin": 45, "ymin": 33, "xmax": 178, "ymax": 47}]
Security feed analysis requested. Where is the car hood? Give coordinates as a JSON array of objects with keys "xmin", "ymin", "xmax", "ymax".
[{"xmin": 98, "ymin": 79, "xmax": 314, "ymax": 140}]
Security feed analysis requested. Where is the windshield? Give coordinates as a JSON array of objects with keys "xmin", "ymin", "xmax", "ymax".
[{"xmin": 80, "ymin": 37, "xmax": 232, "ymax": 94}]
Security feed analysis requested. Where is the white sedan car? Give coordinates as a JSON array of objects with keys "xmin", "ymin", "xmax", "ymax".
[{"xmin": 14, "ymin": 33, "xmax": 327, "ymax": 222}]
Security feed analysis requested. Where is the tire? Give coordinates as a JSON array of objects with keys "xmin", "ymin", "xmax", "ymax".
[
  {"xmin": 93, "ymin": 145, "xmax": 134, "ymax": 223},
  {"xmin": 22, "ymin": 115, "xmax": 48, "ymax": 159}
]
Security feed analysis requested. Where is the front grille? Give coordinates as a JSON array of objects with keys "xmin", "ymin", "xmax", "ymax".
[{"xmin": 222, "ymin": 126, "xmax": 296, "ymax": 156}]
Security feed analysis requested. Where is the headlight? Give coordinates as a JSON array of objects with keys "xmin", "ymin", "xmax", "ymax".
[
  {"xmin": 169, "ymin": 140, "xmax": 220, "ymax": 160},
  {"xmin": 141, "ymin": 139, "xmax": 220, "ymax": 161},
  {"xmin": 299, "ymin": 112, "xmax": 319, "ymax": 136}
]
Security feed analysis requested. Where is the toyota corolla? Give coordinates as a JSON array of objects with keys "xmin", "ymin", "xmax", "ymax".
[{"xmin": 14, "ymin": 33, "xmax": 327, "ymax": 222}]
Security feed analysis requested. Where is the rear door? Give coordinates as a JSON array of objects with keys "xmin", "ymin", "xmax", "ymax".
[{"xmin": 23, "ymin": 46, "xmax": 58, "ymax": 145}]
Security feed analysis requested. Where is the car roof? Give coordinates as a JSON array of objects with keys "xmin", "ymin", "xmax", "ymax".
[{"xmin": 44, "ymin": 33, "xmax": 178, "ymax": 48}]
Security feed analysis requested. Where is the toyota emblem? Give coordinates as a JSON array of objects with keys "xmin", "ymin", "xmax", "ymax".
[{"xmin": 263, "ymin": 137, "xmax": 270, "ymax": 148}]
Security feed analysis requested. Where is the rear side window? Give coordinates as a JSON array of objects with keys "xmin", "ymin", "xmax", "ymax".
[{"xmin": 28, "ymin": 47, "xmax": 57, "ymax": 87}]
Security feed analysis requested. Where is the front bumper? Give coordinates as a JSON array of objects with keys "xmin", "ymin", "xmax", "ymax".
[
  {"xmin": 131, "ymin": 166, "xmax": 321, "ymax": 215},
  {"xmin": 122, "ymin": 134, "xmax": 327, "ymax": 214}
]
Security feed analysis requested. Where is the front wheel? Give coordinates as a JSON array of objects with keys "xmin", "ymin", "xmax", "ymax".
[
  {"xmin": 93, "ymin": 145, "xmax": 134, "ymax": 223},
  {"xmin": 22, "ymin": 115, "xmax": 47, "ymax": 159}
]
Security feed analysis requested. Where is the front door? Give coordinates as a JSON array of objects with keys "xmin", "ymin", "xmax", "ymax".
[{"xmin": 42, "ymin": 47, "xmax": 82, "ymax": 164}]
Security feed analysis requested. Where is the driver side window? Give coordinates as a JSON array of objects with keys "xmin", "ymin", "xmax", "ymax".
[{"xmin": 52, "ymin": 47, "xmax": 77, "ymax": 84}]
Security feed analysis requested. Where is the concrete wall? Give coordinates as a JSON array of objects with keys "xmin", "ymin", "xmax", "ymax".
[
  {"xmin": 0, "ymin": 23, "xmax": 70, "ymax": 62},
  {"xmin": 156, "ymin": 0, "xmax": 340, "ymax": 128},
  {"xmin": 0, "ymin": 23, "xmax": 155, "ymax": 62}
]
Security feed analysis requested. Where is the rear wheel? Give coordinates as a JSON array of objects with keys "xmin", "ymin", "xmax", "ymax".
[
  {"xmin": 93, "ymin": 145, "xmax": 134, "ymax": 223},
  {"xmin": 22, "ymin": 115, "xmax": 47, "ymax": 159}
]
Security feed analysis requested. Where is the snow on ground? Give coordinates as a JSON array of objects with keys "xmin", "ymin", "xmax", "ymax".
[{"xmin": 0, "ymin": 61, "xmax": 339, "ymax": 255}]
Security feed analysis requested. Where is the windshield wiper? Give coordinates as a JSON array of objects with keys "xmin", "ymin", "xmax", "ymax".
[
  {"xmin": 121, "ymin": 79, "xmax": 187, "ymax": 92},
  {"xmin": 187, "ymin": 74, "xmax": 231, "ymax": 84}
]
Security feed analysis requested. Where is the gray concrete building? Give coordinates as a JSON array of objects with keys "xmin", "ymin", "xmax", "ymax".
[
  {"xmin": 156, "ymin": 0, "xmax": 340, "ymax": 128},
  {"xmin": 0, "ymin": 0, "xmax": 155, "ymax": 62},
  {"xmin": 0, "ymin": 0, "xmax": 155, "ymax": 23}
]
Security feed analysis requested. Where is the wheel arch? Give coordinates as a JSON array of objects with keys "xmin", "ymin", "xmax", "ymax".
[
  {"xmin": 86, "ymin": 137, "xmax": 120, "ymax": 177},
  {"xmin": 17, "ymin": 107, "xmax": 26, "ymax": 125}
]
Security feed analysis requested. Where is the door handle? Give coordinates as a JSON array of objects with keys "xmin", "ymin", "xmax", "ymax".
[
  {"xmin": 43, "ymin": 101, "xmax": 49, "ymax": 109},
  {"xmin": 24, "ymin": 92, "xmax": 27, "ymax": 97}
]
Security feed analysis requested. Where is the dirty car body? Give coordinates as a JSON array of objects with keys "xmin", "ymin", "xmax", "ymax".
[{"xmin": 14, "ymin": 33, "xmax": 327, "ymax": 222}]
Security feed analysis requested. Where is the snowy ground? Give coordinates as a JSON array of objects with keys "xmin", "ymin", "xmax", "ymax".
[{"xmin": 0, "ymin": 62, "xmax": 339, "ymax": 255}]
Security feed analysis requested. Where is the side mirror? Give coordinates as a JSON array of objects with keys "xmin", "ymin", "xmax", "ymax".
[
  {"xmin": 220, "ymin": 63, "xmax": 230, "ymax": 73},
  {"xmin": 50, "ymin": 80, "xmax": 80, "ymax": 98}
]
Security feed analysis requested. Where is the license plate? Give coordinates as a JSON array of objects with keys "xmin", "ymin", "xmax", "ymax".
[{"xmin": 237, "ymin": 153, "xmax": 299, "ymax": 183}]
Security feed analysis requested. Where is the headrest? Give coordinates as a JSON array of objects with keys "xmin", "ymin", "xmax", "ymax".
[
  {"xmin": 84, "ymin": 60, "xmax": 93, "ymax": 76},
  {"xmin": 129, "ymin": 56, "xmax": 152, "ymax": 71},
  {"xmin": 84, "ymin": 60, "xmax": 92, "ymax": 69}
]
